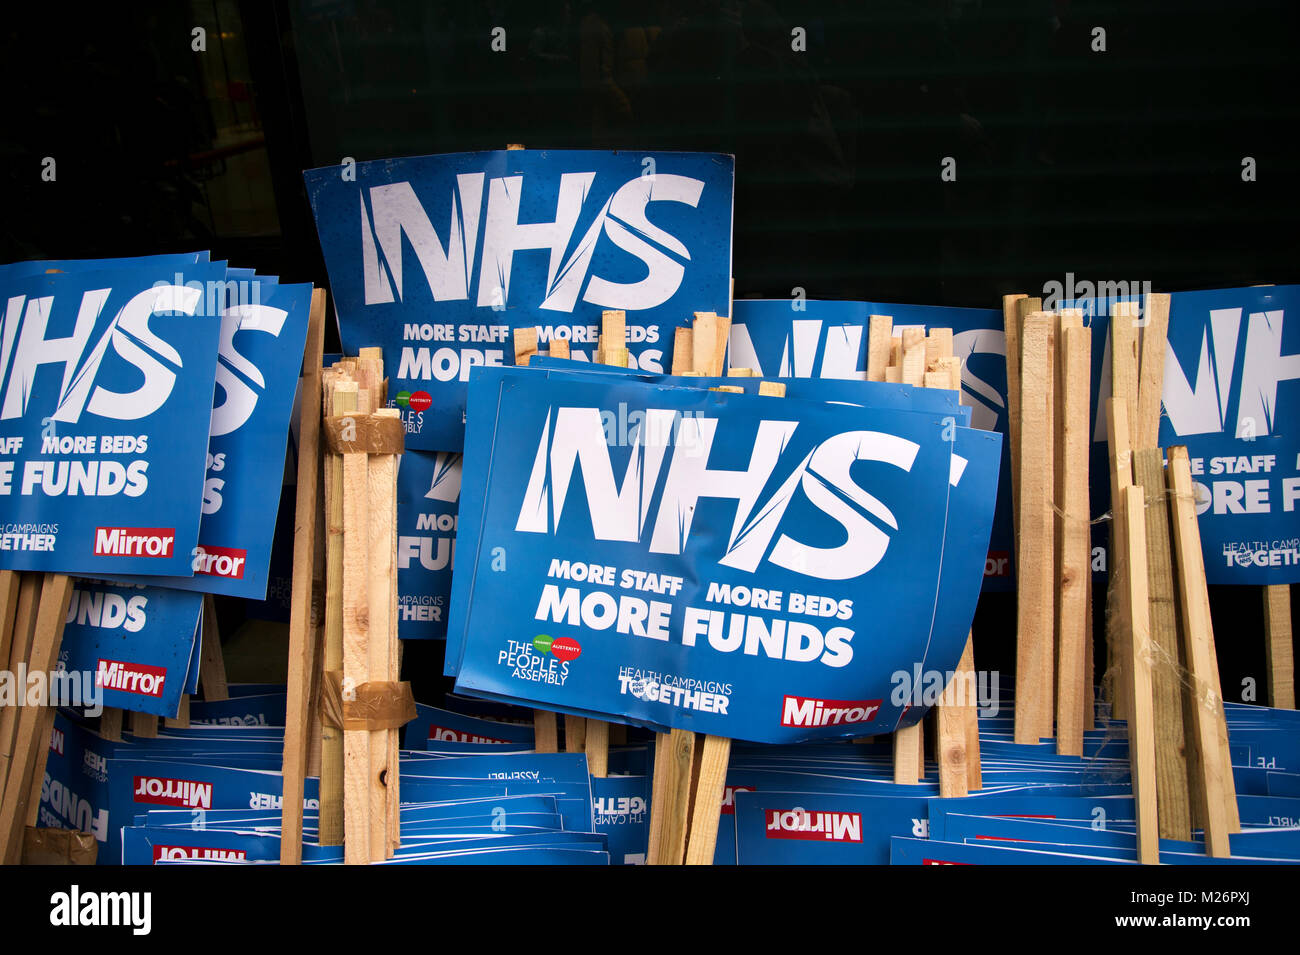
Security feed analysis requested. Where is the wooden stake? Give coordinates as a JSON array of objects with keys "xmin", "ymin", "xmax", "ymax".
[
  {"xmin": 1119, "ymin": 486, "xmax": 1159, "ymax": 865},
  {"xmin": 892, "ymin": 724, "xmax": 923, "ymax": 784},
  {"xmin": 564, "ymin": 715, "xmax": 587, "ymax": 753},
  {"xmin": 900, "ymin": 327, "xmax": 926, "ymax": 386},
  {"xmin": 1133, "ymin": 448, "xmax": 1192, "ymax": 841},
  {"xmin": 1264, "ymin": 586, "xmax": 1295, "ymax": 709},
  {"xmin": 533, "ymin": 712, "xmax": 559, "ymax": 753},
  {"xmin": 279, "ymin": 288, "xmax": 327, "ymax": 865},
  {"xmin": 1110, "ymin": 302, "xmax": 1140, "ymax": 447},
  {"xmin": 866, "ymin": 315, "xmax": 892, "ymax": 382},
  {"xmin": 584, "ymin": 719, "xmax": 609, "ymax": 777},
  {"xmin": 600, "ymin": 310, "xmax": 628, "ymax": 366},
  {"xmin": 1105, "ymin": 398, "xmax": 1134, "ymax": 720},
  {"xmin": 959, "ymin": 636, "xmax": 982, "ymax": 789},
  {"xmin": 936, "ymin": 674, "xmax": 969, "ymax": 797},
  {"xmin": 691, "ymin": 312, "xmax": 729, "ymax": 377},
  {"xmin": 550, "ymin": 338, "xmax": 570, "ymax": 360},
  {"xmin": 1135, "ymin": 293, "xmax": 1171, "ymax": 450},
  {"xmin": 1004, "ymin": 295, "xmax": 1036, "ymax": 550},
  {"xmin": 683, "ymin": 735, "xmax": 730, "ymax": 864},
  {"xmin": 165, "ymin": 695, "xmax": 191, "ymax": 729},
  {"xmin": 130, "ymin": 711, "xmax": 158, "ymax": 738},
  {"xmin": 366, "ymin": 416, "xmax": 398, "ymax": 861},
  {"xmin": 199, "ymin": 595, "xmax": 228, "ymax": 702},
  {"xmin": 318, "ymin": 377, "xmax": 355, "ymax": 846},
  {"xmin": 1015, "ymin": 313, "xmax": 1055, "ymax": 743},
  {"xmin": 0, "ymin": 574, "xmax": 72, "ymax": 863},
  {"xmin": 341, "ymin": 444, "xmax": 372, "ymax": 864},
  {"xmin": 646, "ymin": 729, "xmax": 695, "ymax": 865},
  {"xmin": 1166, "ymin": 447, "xmax": 1234, "ymax": 857},
  {"xmin": 925, "ymin": 328, "xmax": 954, "ymax": 366},
  {"xmin": 672, "ymin": 328, "xmax": 694, "ymax": 375},
  {"xmin": 99, "ymin": 708, "xmax": 123, "ymax": 742},
  {"xmin": 1056, "ymin": 325, "xmax": 1091, "ymax": 756},
  {"xmin": 513, "ymin": 327, "xmax": 539, "ymax": 367}
]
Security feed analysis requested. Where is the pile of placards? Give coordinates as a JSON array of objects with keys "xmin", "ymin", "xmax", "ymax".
[
  {"xmin": 0, "ymin": 252, "xmax": 317, "ymax": 864},
  {"xmin": 42, "ymin": 689, "xmax": 620, "ymax": 865},
  {"xmin": 20, "ymin": 148, "xmax": 1299, "ymax": 868}
]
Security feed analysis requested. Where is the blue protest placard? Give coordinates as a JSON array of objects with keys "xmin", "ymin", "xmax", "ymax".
[
  {"xmin": 0, "ymin": 263, "xmax": 226, "ymax": 576},
  {"xmin": 57, "ymin": 580, "xmax": 203, "ymax": 718},
  {"xmin": 130, "ymin": 280, "xmax": 314, "ymax": 598},
  {"xmin": 448, "ymin": 368, "xmax": 986, "ymax": 743},
  {"xmin": 396, "ymin": 449, "xmax": 460, "ymax": 638},
  {"xmin": 305, "ymin": 149, "xmax": 735, "ymax": 451},
  {"xmin": 1070, "ymin": 286, "xmax": 1300, "ymax": 585}
]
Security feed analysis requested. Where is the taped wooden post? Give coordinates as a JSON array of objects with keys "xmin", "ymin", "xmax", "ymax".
[
  {"xmin": 1166, "ymin": 447, "xmax": 1234, "ymax": 856},
  {"xmin": 1056, "ymin": 323, "xmax": 1091, "ymax": 756},
  {"xmin": 1133, "ymin": 447, "xmax": 1192, "ymax": 841},
  {"xmin": 1119, "ymin": 486, "xmax": 1159, "ymax": 865},
  {"xmin": 280, "ymin": 288, "xmax": 327, "ymax": 864},
  {"xmin": 1264, "ymin": 586, "xmax": 1295, "ymax": 709},
  {"xmin": 1015, "ymin": 312, "xmax": 1055, "ymax": 743}
]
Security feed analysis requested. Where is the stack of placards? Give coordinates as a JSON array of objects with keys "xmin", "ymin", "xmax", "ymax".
[
  {"xmin": 0, "ymin": 250, "xmax": 315, "ymax": 857},
  {"xmin": 41, "ymin": 691, "xmax": 628, "ymax": 865}
]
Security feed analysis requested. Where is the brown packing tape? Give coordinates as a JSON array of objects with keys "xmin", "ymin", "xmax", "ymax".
[
  {"xmin": 322, "ymin": 415, "xmax": 405, "ymax": 455},
  {"xmin": 22, "ymin": 827, "xmax": 98, "ymax": 865},
  {"xmin": 320, "ymin": 671, "xmax": 417, "ymax": 732}
]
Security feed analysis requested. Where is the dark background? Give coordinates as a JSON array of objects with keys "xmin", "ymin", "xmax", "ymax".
[{"xmin": 1, "ymin": 0, "xmax": 1295, "ymax": 708}]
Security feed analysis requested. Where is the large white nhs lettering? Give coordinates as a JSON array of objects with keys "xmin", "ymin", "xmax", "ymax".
[
  {"xmin": 0, "ymin": 285, "xmax": 201, "ymax": 424},
  {"xmin": 359, "ymin": 173, "xmax": 705, "ymax": 313},
  {"xmin": 514, "ymin": 408, "xmax": 919, "ymax": 581}
]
